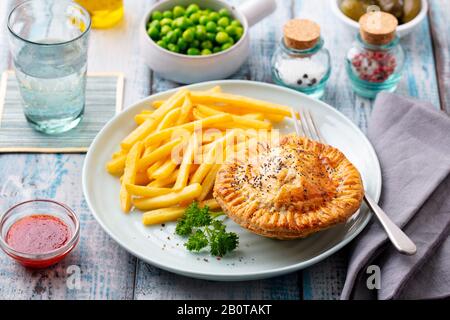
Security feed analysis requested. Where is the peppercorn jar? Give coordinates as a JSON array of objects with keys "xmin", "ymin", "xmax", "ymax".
[
  {"xmin": 272, "ymin": 19, "xmax": 331, "ymax": 99},
  {"xmin": 346, "ymin": 11, "xmax": 405, "ymax": 99}
]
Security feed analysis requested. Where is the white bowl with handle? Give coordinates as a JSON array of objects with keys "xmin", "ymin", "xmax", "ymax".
[
  {"xmin": 140, "ymin": 0, "xmax": 276, "ymax": 84},
  {"xmin": 331, "ymin": 0, "xmax": 428, "ymax": 38}
]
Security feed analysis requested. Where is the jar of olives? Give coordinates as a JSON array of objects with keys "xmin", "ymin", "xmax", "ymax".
[
  {"xmin": 345, "ymin": 11, "xmax": 405, "ymax": 98},
  {"xmin": 271, "ymin": 19, "xmax": 331, "ymax": 99}
]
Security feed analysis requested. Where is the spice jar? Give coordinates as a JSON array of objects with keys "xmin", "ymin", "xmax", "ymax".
[
  {"xmin": 272, "ymin": 19, "xmax": 331, "ymax": 99},
  {"xmin": 346, "ymin": 11, "xmax": 405, "ymax": 99}
]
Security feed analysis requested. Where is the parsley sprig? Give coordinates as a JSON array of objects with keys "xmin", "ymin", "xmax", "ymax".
[{"xmin": 175, "ymin": 202, "xmax": 239, "ymax": 257}]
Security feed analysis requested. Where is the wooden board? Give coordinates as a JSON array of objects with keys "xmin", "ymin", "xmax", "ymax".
[{"xmin": 0, "ymin": 0, "xmax": 447, "ymax": 300}]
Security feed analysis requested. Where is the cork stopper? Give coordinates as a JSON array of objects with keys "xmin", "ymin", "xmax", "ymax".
[
  {"xmin": 359, "ymin": 12, "xmax": 398, "ymax": 46},
  {"xmin": 283, "ymin": 19, "xmax": 321, "ymax": 50}
]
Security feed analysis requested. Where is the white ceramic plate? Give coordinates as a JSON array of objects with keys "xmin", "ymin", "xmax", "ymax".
[{"xmin": 82, "ymin": 80, "xmax": 381, "ymax": 281}]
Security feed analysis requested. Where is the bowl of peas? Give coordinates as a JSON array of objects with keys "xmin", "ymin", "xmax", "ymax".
[{"xmin": 140, "ymin": 0, "xmax": 276, "ymax": 84}]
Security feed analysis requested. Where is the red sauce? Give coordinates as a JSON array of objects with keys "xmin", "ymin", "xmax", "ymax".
[{"xmin": 6, "ymin": 215, "xmax": 71, "ymax": 255}]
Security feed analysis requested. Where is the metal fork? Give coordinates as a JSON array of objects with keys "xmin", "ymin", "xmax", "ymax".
[{"xmin": 291, "ymin": 109, "xmax": 417, "ymax": 255}]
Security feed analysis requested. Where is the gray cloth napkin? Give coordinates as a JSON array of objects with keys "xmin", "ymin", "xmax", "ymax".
[{"xmin": 340, "ymin": 92, "xmax": 450, "ymax": 300}]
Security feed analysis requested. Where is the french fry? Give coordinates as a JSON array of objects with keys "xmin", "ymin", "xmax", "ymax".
[
  {"xmin": 133, "ymin": 183, "xmax": 202, "ymax": 210},
  {"xmin": 197, "ymin": 104, "xmax": 272, "ymax": 129},
  {"xmin": 190, "ymin": 91, "xmax": 292, "ymax": 116},
  {"xmin": 146, "ymin": 159, "xmax": 166, "ymax": 179},
  {"xmin": 156, "ymin": 107, "xmax": 181, "ymax": 130},
  {"xmin": 176, "ymin": 94, "xmax": 193, "ymax": 125},
  {"xmin": 141, "ymin": 198, "xmax": 220, "ymax": 225},
  {"xmin": 135, "ymin": 172, "xmax": 151, "ymax": 185},
  {"xmin": 173, "ymin": 134, "xmax": 198, "ymax": 190},
  {"xmin": 121, "ymin": 89, "xmax": 187, "ymax": 150},
  {"xmin": 142, "ymin": 207, "xmax": 185, "ymax": 225},
  {"xmin": 106, "ymin": 154, "xmax": 126, "ymax": 176},
  {"xmin": 125, "ymin": 184, "xmax": 172, "ymax": 197},
  {"xmin": 198, "ymin": 164, "xmax": 221, "ymax": 201},
  {"xmin": 151, "ymin": 158, "xmax": 178, "ymax": 180},
  {"xmin": 143, "ymin": 113, "xmax": 232, "ymax": 146},
  {"xmin": 242, "ymin": 113, "xmax": 264, "ymax": 121},
  {"xmin": 138, "ymin": 138, "xmax": 182, "ymax": 172},
  {"xmin": 152, "ymin": 100, "xmax": 164, "ymax": 109},
  {"xmin": 190, "ymin": 129, "xmax": 237, "ymax": 184},
  {"xmin": 120, "ymin": 142, "xmax": 143, "ymax": 213},
  {"xmin": 148, "ymin": 172, "xmax": 178, "ymax": 187}
]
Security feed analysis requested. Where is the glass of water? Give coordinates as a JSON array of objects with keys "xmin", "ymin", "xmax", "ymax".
[{"xmin": 8, "ymin": 0, "xmax": 91, "ymax": 134}]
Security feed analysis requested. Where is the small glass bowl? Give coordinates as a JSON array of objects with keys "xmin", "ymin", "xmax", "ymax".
[{"xmin": 0, "ymin": 199, "xmax": 80, "ymax": 268}]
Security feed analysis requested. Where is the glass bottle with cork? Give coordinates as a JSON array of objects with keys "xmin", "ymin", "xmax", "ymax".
[
  {"xmin": 271, "ymin": 19, "xmax": 331, "ymax": 99},
  {"xmin": 345, "ymin": 11, "xmax": 405, "ymax": 99}
]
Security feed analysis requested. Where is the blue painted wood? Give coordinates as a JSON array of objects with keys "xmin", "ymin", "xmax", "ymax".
[
  {"xmin": 0, "ymin": 0, "xmax": 446, "ymax": 300},
  {"xmin": 428, "ymin": 0, "xmax": 450, "ymax": 113}
]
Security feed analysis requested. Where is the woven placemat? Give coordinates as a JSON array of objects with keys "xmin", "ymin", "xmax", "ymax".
[{"xmin": 0, "ymin": 70, "xmax": 124, "ymax": 153}]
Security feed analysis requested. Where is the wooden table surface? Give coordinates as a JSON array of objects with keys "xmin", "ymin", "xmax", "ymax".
[{"xmin": 0, "ymin": 0, "xmax": 448, "ymax": 300}]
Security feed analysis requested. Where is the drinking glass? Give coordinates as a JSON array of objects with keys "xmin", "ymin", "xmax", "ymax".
[{"xmin": 8, "ymin": 0, "xmax": 91, "ymax": 134}]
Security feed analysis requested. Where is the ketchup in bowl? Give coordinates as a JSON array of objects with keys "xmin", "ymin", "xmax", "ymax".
[
  {"xmin": 0, "ymin": 200, "xmax": 79, "ymax": 268},
  {"xmin": 6, "ymin": 215, "xmax": 71, "ymax": 254}
]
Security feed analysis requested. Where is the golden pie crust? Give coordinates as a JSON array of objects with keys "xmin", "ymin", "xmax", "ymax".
[{"xmin": 213, "ymin": 135, "xmax": 364, "ymax": 240}]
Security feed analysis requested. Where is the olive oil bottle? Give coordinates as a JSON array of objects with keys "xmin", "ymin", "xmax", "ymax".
[{"xmin": 76, "ymin": 0, "xmax": 124, "ymax": 29}]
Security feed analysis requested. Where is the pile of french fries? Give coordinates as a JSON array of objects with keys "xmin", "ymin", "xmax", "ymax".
[{"xmin": 105, "ymin": 86, "xmax": 292, "ymax": 226}]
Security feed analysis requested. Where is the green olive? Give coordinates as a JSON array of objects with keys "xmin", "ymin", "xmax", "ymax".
[{"xmin": 402, "ymin": 0, "xmax": 421, "ymax": 23}]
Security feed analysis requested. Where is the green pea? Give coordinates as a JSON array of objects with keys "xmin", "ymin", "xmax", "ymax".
[
  {"xmin": 201, "ymin": 48, "xmax": 212, "ymax": 55},
  {"xmin": 235, "ymin": 27, "xmax": 243, "ymax": 39},
  {"xmin": 205, "ymin": 21, "xmax": 217, "ymax": 33},
  {"xmin": 215, "ymin": 31, "xmax": 229, "ymax": 44},
  {"xmin": 190, "ymin": 12, "xmax": 201, "ymax": 24},
  {"xmin": 216, "ymin": 26, "xmax": 224, "ymax": 33},
  {"xmin": 156, "ymin": 40, "xmax": 167, "ymax": 49},
  {"xmin": 166, "ymin": 30, "xmax": 178, "ymax": 44},
  {"xmin": 147, "ymin": 26, "xmax": 160, "ymax": 40},
  {"xmin": 204, "ymin": 8, "xmax": 212, "ymax": 14},
  {"xmin": 167, "ymin": 43, "xmax": 180, "ymax": 53},
  {"xmin": 173, "ymin": 6, "xmax": 185, "ymax": 18},
  {"xmin": 217, "ymin": 17, "xmax": 230, "ymax": 28},
  {"xmin": 222, "ymin": 42, "xmax": 233, "ymax": 51},
  {"xmin": 162, "ymin": 35, "xmax": 171, "ymax": 44},
  {"xmin": 209, "ymin": 12, "xmax": 220, "ymax": 22},
  {"xmin": 163, "ymin": 10, "xmax": 173, "ymax": 19},
  {"xmin": 213, "ymin": 46, "xmax": 221, "ymax": 53},
  {"xmin": 187, "ymin": 47, "xmax": 200, "ymax": 55},
  {"xmin": 149, "ymin": 20, "xmax": 161, "ymax": 30},
  {"xmin": 160, "ymin": 25, "xmax": 172, "ymax": 36},
  {"xmin": 227, "ymin": 37, "xmax": 235, "ymax": 45},
  {"xmin": 201, "ymin": 40, "xmax": 213, "ymax": 50},
  {"xmin": 225, "ymin": 25, "xmax": 236, "ymax": 36},
  {"xmin": 173, "ymin": 28, "xmax": 182, "ymax": 38},
  {"xmin": 199, "ymin": 16, "xmax": 209, "ymax": 25},
  {"xmin": 206, "ymin": 32, "xmax": 216, "ymax": 41},
  {"xmin": 174, "ymin": 17, "xmax": 189, "ymax": 29},
  {"xmin": 231, "ymin": 19, "xmax": 241, "ymax": 27},
  {"xmin": 151, "ymin": 10, "xmax": 163, "ymax": 21},
  {"xmin": 160, "ymin": 18, "xmax": 172, "ymax": 27},
  {"xmin": 182, "ymin": 29, "xmax": 195, "ymax": 42},
  {"xmin": 191, "ymin": 39, "xmax": 200, "ymax": 48},
  {"xmin": 219, "ymin": 8, "xmax": 230, "ymax": 17},
  {"xmin": 186, "ymin": 4, "xmax": 200, "ymax": 15},
  {"xmin": 177, "ymin": 38, "xmax": 188, "ymax": 51},
  {"xmin": 195, "ymin": 25, "xmax": 207, "ymax": 40}
]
